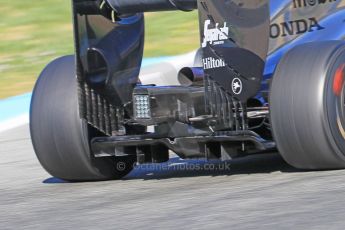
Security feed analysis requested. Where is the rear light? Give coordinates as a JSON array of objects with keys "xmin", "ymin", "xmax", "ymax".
[
  {"xmin": 134, "ymin": 95, "xmax": 151, "ymax": 119},
  {"xmin": 333, "ymin": 64, "xmax": 345, "ymax": 96}
]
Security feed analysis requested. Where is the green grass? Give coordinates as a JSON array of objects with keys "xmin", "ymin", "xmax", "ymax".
[
  {"xmin": 145, "ymin": 11, "xmax": 199, "ymax": 57},
  {"xmin": 0, "ymin": 1, "xmax": 199, "ymax": 99}
]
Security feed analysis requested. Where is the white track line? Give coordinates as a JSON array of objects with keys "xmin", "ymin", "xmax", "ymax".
[{"xmin": 0, "ymin": 113, "xmax": 29, "ymax": 133}]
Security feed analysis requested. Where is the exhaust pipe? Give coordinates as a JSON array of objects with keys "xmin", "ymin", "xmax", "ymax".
[{"xmin": 178, "ymin": 67, "xmax": 204, "ymax": 86}]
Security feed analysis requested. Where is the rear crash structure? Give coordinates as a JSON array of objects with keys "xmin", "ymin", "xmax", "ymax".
[{"xmin": 30, "ymin": 0, "xmax": 345, "ymax": 181}]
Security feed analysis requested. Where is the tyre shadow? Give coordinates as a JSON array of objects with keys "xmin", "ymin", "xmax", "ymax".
[{"xmin": 43, "ymin": 153, "xmax": 301, "ymax": 183}]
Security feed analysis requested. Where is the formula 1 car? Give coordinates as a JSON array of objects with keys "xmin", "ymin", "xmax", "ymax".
[{"xmin": 30, "ymin": 0, "xmax": 345, "ymax": 181}]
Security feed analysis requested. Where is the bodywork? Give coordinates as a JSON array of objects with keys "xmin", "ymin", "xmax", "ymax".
[{"xmin": 71, "ymin": 0, "xmax": 345, "ymax": 162}]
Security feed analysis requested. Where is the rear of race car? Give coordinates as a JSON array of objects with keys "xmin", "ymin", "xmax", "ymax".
[{"xmin": 30, "ymin": 0, "xmax": 345, "ymax": 181}]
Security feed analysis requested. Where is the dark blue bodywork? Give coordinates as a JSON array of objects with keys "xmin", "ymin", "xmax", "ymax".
[
  {"xmin": 266, "ymin": 1, "xmax": 345, "ymax": 76},
  {"xmin": 258, "ymin": 1, "xmax": 345, "ymax": 103}
]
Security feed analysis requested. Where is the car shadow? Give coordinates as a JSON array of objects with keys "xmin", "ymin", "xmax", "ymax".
[
  {"xmin": 124, "ymin": 153, "xmax": 301, "ymax": 180},
  {"xmin": 43, "ymin": 177, "xmax": 69, "ymax": 184},
  {"xmin": 43, "ymin": 153, "xmax": 302, "ymax": 184},
  {"xmin": 43, "ymin": 153, "xmax": 303, "ymax": 184}
]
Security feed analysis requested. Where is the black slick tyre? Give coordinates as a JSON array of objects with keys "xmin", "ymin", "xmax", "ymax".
[{"xmin": 30, "ymin": 56, "xmax": 135, "ymax": 181}]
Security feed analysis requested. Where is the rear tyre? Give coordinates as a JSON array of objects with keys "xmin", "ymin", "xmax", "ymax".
[
  {"xmin": 30, "ymin": 56, "xmax": 135, "ymax": 181},
  {"xmin": 270, "ymin": 41, "xmax": 345, "ymax": 169}
]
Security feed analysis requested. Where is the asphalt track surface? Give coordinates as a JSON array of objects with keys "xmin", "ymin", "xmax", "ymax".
[{"xmin": 2, "ymin": 125, "xmax": 345, "ymax": 229}]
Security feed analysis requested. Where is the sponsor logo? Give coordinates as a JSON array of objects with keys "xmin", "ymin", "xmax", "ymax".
[
  {"xmin": 293, "ymin": 0, "xmax": 337, "ymax": 8},
  {"xmin": 232, "ymin": 78, "xmax": 242, "ymax": 95},
  {"xmin": 270, "ymin": 17, "xmax": 325, "ymax": 38},
  {"xmin": 203, "ymin": 57, "xmax": 226, "ymax": 70},
  {"xmin": 202, "ymin": 19, "xmax": 229, "ymax": 48}
]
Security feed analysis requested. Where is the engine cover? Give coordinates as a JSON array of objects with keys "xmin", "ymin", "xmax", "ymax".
[{"xmin": 198, "ymin": 0, "xmax": 270, "ymax": 101}]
